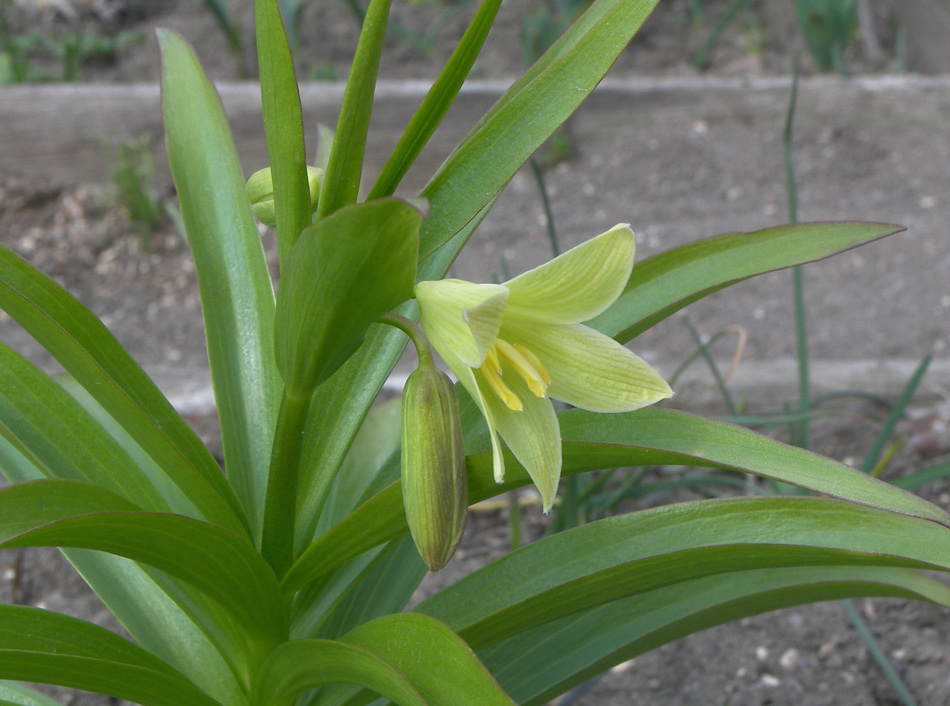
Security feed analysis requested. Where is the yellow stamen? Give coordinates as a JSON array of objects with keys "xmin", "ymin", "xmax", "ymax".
[
  {"xmin": 480, "ymin": 356, "xmax": 523, "ymax": 411},
  {"xmin": 485, "ymin": 347, "xmax": 503, "ymax": 375},
  {"xmin": 494, "ymin": 339, "xmax": 547, "ymax": 398},
  {"xmin": 513, "ymin": 343, "xmax": 552, "ymax": 385}
]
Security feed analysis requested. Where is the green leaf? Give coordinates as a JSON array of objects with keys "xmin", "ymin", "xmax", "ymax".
[
  {"xmin": 337, "ymin": 613, "xmax": 516, "ymax": 706},
  {"xmin": 160, "ymin": 29, "xmax": 281, "ymax": 543},
  {"xmin": 367, "ymin": 0, "xmax": 503, "ymax": 200},
  {"xmin": 253, "ymin": 640, "xmax": 425, "ymax": 706},
  {"xmin": 482, "ymin": 566, "xmax": 950, "ymax": 705},
  {"xmin": 0, "ymin": 681, "xmax": 62, "ymax": 706},
  {"xmin": 587, "ymin": 221, "xmax": 905, "ymax": 342},
  {"xmin": 294, "ymin": 313, "xmax": 412, "ymax": 555},
  {"xmin": 0, "ymin": 344, "xmax": 168, "ymax": 512},
  {"xmin": 418, "ymin": 0, "xmax": 661, "ymax": 269},
  {"xmin": 552, "ymin": 409, "xmax": 949, "ymax": 525},
  {"xmin": 282, "ymin": 408, "xmax": 949, "ymax": 590},
  {"xmin": 0, "ymin": 439, "xmax": 241, "ymax": 705},
  {"xmin": 274, "ymin": 198, "xmax": 420, "ymax": 395},
  {"xmin": 317, "ymin": 0, "xmax": 392, "ymax": 218},
  {"xmin": 0, "ymin": 480, "xmax": 287, "ymax": 659},
  {"xmin": 256, "ymin": 0, "xmax": 311, "ymax": 268},
  {"xmin": 60, "ymin": 548, "xmax": 244, "ymax": 706},
  {"xmin": 318, "ymin": 398, "xmax": 402, "ymax": 533},
  {"xmin": 55, "ymin": 375, "xmax": 202, "ymax": 518},
  {"xmin": 202, "ymin": 0, "xmax": 243, "ymax": 56},
  {"xmin": 0, "ymin": 243, "xmax": 247, "ymax": 539},
  {"xmin": 290, "ymin": 546, "xmax": 387, "ymax": 640},
  {"xmin": 416, "ymin": 496, "xmax": 950, "ymax": 650},
  {"xmin": 309, "ymin": 535, "xmax": 426, "ymax": 640},
  {"xmin": 0, "ymin": 605, "xmax": 220, "ymax": 706}
]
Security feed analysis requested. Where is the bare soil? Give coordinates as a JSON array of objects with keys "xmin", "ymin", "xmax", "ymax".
[{"xmin": 2, "ymin": 1, "xmax": 949, "ymax": 706}]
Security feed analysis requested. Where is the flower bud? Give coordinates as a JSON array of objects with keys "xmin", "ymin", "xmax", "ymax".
[
  {"xmin": 245, "ymin": 166, "xmax": 323, "ymax": 226},
  {"xmin": 401, "ymin": 363, "xmax": 468, "ymax": 571}
]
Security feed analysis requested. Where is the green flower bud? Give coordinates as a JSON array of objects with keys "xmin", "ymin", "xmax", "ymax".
[
  {"xmin": 401, "ymin": 362, "xmax": 468, "ymax": 572},
  {"xmin": 245, "ymin": 166, "xmax": 323, "ymax": 226}
]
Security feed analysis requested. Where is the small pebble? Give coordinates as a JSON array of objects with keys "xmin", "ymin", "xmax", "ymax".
[
  {"xmin": 818, "ymin": 638, "xmax": 839, "ymax": 659},
  {"xmin": 780, "ymin": 648, "xmax": 801, "ymax": 670}
]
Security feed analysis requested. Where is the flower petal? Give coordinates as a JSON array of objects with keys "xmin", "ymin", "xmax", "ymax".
[
  {"xmin": 504, "ymin": 321, "xmax": 672, "ymax": 412},
  {"xmin": 475, "ymin": 363, "xmax": 561, "ymax": 512},
  {"xmin": 416, "ymin": 280, "xmax": 507, "ymax": 367},
  {"xmin": 503, "ymin": 224, "xmax": 635, "ymax": 324},
  {"xmin": 436, "ymin": 347, "xmax": 507, "ymax": 485}
]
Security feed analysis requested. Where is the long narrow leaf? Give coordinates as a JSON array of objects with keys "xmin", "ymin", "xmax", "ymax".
[
  {"xmin": 0, "ymin": 244, "xmax": 246, "ymax": 538},
  {"xmin": 202, "ymin": 0, "xmax": 243, "ymax": 55},
  {"xmin": 294, "ymin": 312, "xmax": 413, "ymax": 555},
  {"xmin": 588, "ymin": 222, "xmax": 905, "ymax": 343},
  {"xmin": 256, "ymin": 0, "xmax": 311, "ymax": 268},
  {"xmin": 367, "ymin": 0, "xmax": 503, "ymax": 200},
  {"xmin": 0, "ymin": 681, "xmax": 63, "ymax": 706},
  {"xmin": 418, "ymin": 0, "xmax": 661, "ymax": 266},
  {"xmin": 317, "ymin": 0, "xmax": 392, "ymax": 218},
  {"xmin": 253, "ymin": 640, "xmax": 425, "ymax": 706},
  {"xmin": 0, "ymin": 480, "xmax": 287, "ymax": 658},
  {"xmin": 0, "ymin": 436, "xmax": 241, "ymax": 705},
  {"xmin": 61, "ymin": 548, "xmax": 245, "ymax": 706},
  {"xmin": 309, "ymin": 536, "xmax": 426, "ymax": 640},
  {"xmin": 160, "ymin": 29, "xmax": 281, "ymax": 544},
  {"xmin": 0, "ymin": 605, "xmax": 220, "ymax": 706},
  {"xmin": 480, "ymin": 566, "xmax": 950, "ymax": 705},
  {"xmin": 283, "ymin": 408, "xmax": 949, "ymax": 590},
  {"xmin": 0, "ymin": 344, "xmax": 168, "ymax": 512},
  {"xmin": 56, "ymin": 376, "xmax": 202, "ymax": 518},
  {"xmin": 416, "ymin": 496, "xmax": 950, "ymax": 649}
]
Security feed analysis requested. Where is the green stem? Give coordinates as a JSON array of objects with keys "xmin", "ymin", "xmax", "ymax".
[
  {"xmin": 377, "ymin": 312, "xmax": 433, "ymax": 367},
  {"xmin": 529, "ymin": 158, "xmax": 560, "ymax": 257},
  {"xmin": 261, "ymin": 387, "xmax": 313, "ymax": 578},
  {"xmin": 784, "ymin": 60, "xmax": 810, "ymax": 450},
  {"xmin": 841, "ymin": 599, "xmax": 918, "ymax": 706}
]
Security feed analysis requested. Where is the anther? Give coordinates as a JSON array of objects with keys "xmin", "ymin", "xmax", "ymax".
[
  {"xmin": 496, "ymin": 340, "xmax": 548, "ymax": 398},
  {"xmin": 481, "ymin": 358, "xmax": 523, "ymax": 411}
]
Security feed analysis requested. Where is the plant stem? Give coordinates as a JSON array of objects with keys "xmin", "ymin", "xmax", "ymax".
[
  {"xmin": 841, "ymin": 599, "xmax": 918, "ymax": 706},
  {"xmin": 784, "ymin": 60, "xmax": 810, "ymax": 450},
  {"xmin": 529, "ymin": 158, "xmax": 560, "ymax": 256},
  {"xmin": 261, "ymin": 387, "xmax": 312, "ymax": 578},
  {"xmin": 377, "ymin": 312, "xmax": 432, "ymax": 367}
]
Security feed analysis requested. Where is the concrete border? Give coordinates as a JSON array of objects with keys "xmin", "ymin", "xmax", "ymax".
[{"xmin": 5, "ymin": 75, "xmax": 950, "ymax": 186}]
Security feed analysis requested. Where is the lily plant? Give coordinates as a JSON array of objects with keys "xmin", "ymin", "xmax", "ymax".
[{"xmin": 2, "ymin": 0, "xmax": 950, "ymax": 705}]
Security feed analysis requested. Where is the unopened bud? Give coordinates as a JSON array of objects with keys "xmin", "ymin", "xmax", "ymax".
[
  {"xmin": 401, "ymin": 363, "xmax": 467, "ymax": 571},
  {"xmin": 245, "ymin": 166, "xmax": 323, "ymax": 226}
]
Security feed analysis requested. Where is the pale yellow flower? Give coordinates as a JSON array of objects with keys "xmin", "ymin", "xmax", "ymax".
[{"xmin": 415, "ymin": 225, "xmax": 672, "ymax": 511}]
